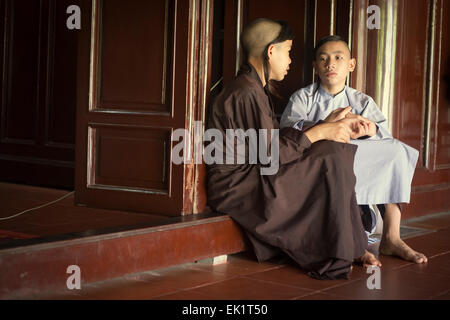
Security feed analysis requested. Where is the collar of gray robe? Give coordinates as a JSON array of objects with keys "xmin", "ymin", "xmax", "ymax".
[{"xmin": 318, "ymin": 84, "xmax": 348, "ymax": 99}]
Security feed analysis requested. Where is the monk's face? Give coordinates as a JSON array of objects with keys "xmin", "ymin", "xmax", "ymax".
[
  {"xmin": 268, "ymin": 40, "xmax": 292, "ymax": 81},
  {"xmin": 313, "ymin": 41, "xmax": 355, "ymax": 88}
]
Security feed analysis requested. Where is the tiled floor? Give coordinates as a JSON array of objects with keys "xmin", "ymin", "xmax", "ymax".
[
  {"xmin": 37, "ymin": 212, "xmax": 450, "ymax": 300},
  {"xmin": 2, "ymin": 182, "xmax": 450, "ymax": 300}
]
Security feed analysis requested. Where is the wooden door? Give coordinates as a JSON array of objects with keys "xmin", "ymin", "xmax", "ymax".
[
  {"xmin": 75, "ymin": 0, "xmax": 213, "ymax": 215},
  {"xmin": 0, "ymin": 0, "xmax": 79, "ymax": 189},
  {"xmin": 350, "ymin": 0, "xmax": 450, "ymax": 218},
  {"xmin": 391, "ymin": 0, "xmax": 450, "ymax": 218}
]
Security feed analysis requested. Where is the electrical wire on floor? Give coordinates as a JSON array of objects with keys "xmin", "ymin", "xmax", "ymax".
[{"xmin": 0, "ymin": 191, "xmax": 75, "ymax": 221}]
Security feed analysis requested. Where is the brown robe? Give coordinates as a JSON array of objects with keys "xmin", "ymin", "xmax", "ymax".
[{"xmin": 206, "ymin": 63, "xmax": 368, "ymax": 280}]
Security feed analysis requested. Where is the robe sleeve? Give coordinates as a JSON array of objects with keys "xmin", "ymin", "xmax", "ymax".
[
  {"xmin": 277, "ymin": 127, "xmax": 312, "ymax": 165},
  {"xmin": 359, "ymin": 96, "xmax": 393, "ymax": 140}
]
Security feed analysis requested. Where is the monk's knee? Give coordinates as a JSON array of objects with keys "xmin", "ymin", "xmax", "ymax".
[
  {"xmin": 310, "ymin": 140, "xmax": 357, "ymax": 159},
  {"xmin": 385, "ymin": 139, "xmax": 407, "ymax": 162}
]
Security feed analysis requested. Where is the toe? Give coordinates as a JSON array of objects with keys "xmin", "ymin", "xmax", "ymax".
[
  {"xmin": 414, "ymin": 254, "xmax": 425, "ymax": 264},
  {"xmin": 420, "ymin": 254, "xmax": 428, "ymax": 264}
]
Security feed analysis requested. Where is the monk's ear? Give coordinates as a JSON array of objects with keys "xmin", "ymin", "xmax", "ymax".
[
  {"xmin": 267, "ymin": 44, "xmax": 275, "ymax": 60},
  {"xmin": 349, "ymin": 58, "xmax": 356, "ymax": 72}
]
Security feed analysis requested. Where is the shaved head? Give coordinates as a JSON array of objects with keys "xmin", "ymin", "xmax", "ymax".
[
  {"xmin": 241, "ymin": 18, "xmax": 282, "ymax": 59},
  {"xmin": 314, "ymin": 35, "xmax": 351, "ymax": 60},
  {"xmin": 240, "ymin": 18, "xmax": 294, "ymax": 92}
]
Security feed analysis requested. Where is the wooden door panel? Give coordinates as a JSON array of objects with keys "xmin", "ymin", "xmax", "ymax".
[
  {"xmin": 98, "ymin": 0, "xmax": 172, "ymax": 112},
  {"xmin": 2, "ymin": 0, "xmax": 41, "ymax": 143},
  {"xmin": 47, "ymin": 0, "xmax": 78, "ymax": 147},
  {"xmin": 0, "ymin": 0, "xmax": 78, "ymax": 188},
  {"xmin": 75, "ymin": 0, "xmax": 205, "ymax": 215},
  {"xmin": 393, "ymin": 0, "xmax": 429, "ymax": 164},
  {"xmin": 434, "ymin": 0, "xmax": 450, "ymax": 169},
  {"xmin": 89, "ymin": 124, "xmax": 170, "ymax": 193},
  {"xmin": 391, "ymin": 0, "xmax": 450, "ymax": 217}
]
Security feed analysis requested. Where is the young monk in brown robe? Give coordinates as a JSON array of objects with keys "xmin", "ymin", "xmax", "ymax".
[{"xmin": 206, "ymin": 18, "xmax": 380, "ymax": 280}]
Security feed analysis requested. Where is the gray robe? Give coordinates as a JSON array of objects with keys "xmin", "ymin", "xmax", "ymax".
[{"xmin": 280, "ymin": 83, "xmax": 418, "ymax": 205}]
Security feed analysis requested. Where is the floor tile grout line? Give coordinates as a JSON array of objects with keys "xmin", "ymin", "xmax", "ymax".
[
  {"xmin": 427, "ymin": 288, "xmax": 450, "ymax": 300},
  {"xmin": 83, "ymin": 267, "xmax": 367, "ymax": 300},
  {"xmin": 428, "ymin": 250, "xmax": 450, "ymax": 259},
  {"xmin": 402, "ymin": 211, "xmax": 450, "ymax": 223},
  {"xmin": 129, "ymin": 263, "xmax": 229, "ymax": 280},
  {"xmin": 90, "ymin": 268, "xmax": 240, "ymax": 291},
  {"xmin": 239, "ymin": 275, "xmax": 319, "ymax": 292},
  {"xmin": 152, "ymin": 273, "xmax": 319, "ymax": 299},
  {"xmin": 239, "ymin": 265, "xmax": 377, "ymax": 295},
  {"xmin": 149, "ymin": 288, "xmax": 201, "ymax": 300},
  {"xmin": 167, "ymin": 274, "xmax": 241, "ymax": 292},
  {"xmin": 390, "ymin": 262, "xmax": 415, "ymax": 271},
  {"xmin": 289, "ymin": 290, "xmax": 352, "ymax": 300},
  {"xmin": 147, "ymin": 275, "xmax": 243, "ymax": 299},
  {"xmin": 66, "ymin": 261, "xmax": 287, "ymax": 297},
  {"xmin": 185, "ymin": 261, "xmax": 286, "ymax": 274},
  {"xmin": 65, "ymin": 280, "xmax": 188, "ymax": 300},
  {"xmin": 147, "ymin": 287, "xmax": 203, "ymax": 300},
  {"xmin": 390, "ymin": 250, "xmax": 450, "ymax": 272},
  {"xmin": 288, "ymin": 291, "xmax": 321, "ymax": 300},
  {"xmin": 185, "ymin": 263, "xmax": 287, "ymax": 277},
  {"xmin": 146, "ymin": 261, "xmax": 397, "ymax": 298},
  {"xmin": 306, "ymin": 276, "xmax": 368, "ymax": 296}
]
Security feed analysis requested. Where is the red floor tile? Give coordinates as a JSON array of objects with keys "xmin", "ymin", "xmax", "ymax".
[
  {"xmin": 153, "ymin": 289, "xmax": 215, "ymax": 300},
  {"xmin": 430, "ymin": 290, "xmax": 450, "ymax": 300},
  {"xmin": 69, "ymin": 278, "xmax": 181, "ymax": 300},
  {"xmin": 401, "ymin": 229, "xmax": 450, "ymax": 258},
  {"xmin": 127, "ymin": 266, "xmax": 235, "ymax": 292},
  {"xmin": 182, "ymin": 276, "xmax": 313, "ymax": 300},
  {"xmin": 376, "ymin": 254, "xmax": 414, "ymax": 270},
  {"xmin": 295, "ymin": 292, "xmax": 351, "ymax": 300},
  {"xmin": 59, "ymin": 266, "xmax": 233, "ymax": 300},
  {"xmin": 402, "ymin": 213, "xmax": 450, "ymax": 230},
  {"xmin": 399, "ymin": 253, "xmax": 450, "ymax": 277},
  {"xmin": 321, "ymin": 268, "xmax": 450, "ymax": 300},
  {"xmin": 242, "ymin": 263, "xmax": 363, "ymax": 292}
]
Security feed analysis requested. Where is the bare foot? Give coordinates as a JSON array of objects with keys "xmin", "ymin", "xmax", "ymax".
[
  {"xmin": 354, "ymin": 250, "xmax": 382, "ymax": 268},
  {"xmin": 379, "ymin": 237, "xmax": 428, "ymax": 264}
]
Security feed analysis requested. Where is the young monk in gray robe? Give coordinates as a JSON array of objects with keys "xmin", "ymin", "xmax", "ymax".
[
  {"xmin": 280, "ymin": 35, "xmax": 427, "ymax": 264},
  {"xmin": 206, "ymin": 19, "xmax": 381, "ymax": 280}
]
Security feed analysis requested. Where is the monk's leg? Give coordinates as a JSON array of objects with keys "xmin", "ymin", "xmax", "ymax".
[{"xmin": 379, "ymin": 203, "xmax": 428, "ymax": 263}]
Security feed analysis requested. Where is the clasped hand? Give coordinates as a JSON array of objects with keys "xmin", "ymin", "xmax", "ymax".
[
  {"xmin": 324, "ymin": 106, "xmax": 376, "ymax": 140},
  {"xmin": 304, "ymin": 107, "xmax": 377, "ymax": 144}
]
